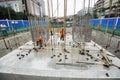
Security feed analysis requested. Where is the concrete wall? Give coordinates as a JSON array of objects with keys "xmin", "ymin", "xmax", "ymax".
[
  {"xmin": 92, "ymin": 30, "xmax": 120, "ymax": 51},
  {"xmin": 0, "ymin": 32, "xmax": 31, "ymax": 50}
]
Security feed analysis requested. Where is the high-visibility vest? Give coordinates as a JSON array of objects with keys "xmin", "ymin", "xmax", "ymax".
[
  {"xmin": 96, "ymin": 24, "xmax": 100, "ymax": 29},
  {"xmin": 37, "ymin": 36, "xmax": 43, "ymax": 42},
  {"xmin": 49, "ymin": 27, "xmax": 53, "ymax": 32},
  {"xmin": 60, "ymin": 28, "xmax": 65, "ymax": 36}
]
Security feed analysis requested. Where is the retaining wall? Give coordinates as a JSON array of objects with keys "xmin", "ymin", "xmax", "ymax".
[
  {"xmin": 0, "ymin": 32, "xmax": 31, "ymax": 50},
  {"xmin": 92, "ymin": 30, "xmax": 120, "ymax": 51}
]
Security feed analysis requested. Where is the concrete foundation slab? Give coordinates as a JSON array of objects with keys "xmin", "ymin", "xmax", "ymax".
[{"xmin": 0, "ymin": 33, "xmax": 120, "ymax": 80}]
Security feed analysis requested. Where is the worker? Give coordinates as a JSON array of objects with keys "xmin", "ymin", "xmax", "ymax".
[
  {"xmin": 49, "ymin": 26, "xmax": 53, "ymax": 35},
  {"xmin": 37, "ymin": 36, "xmax": 43, "ymax": 48},
  {"xmin": 96, "ymin": 24, "xmax": 100, "ymax": 29},
  {"xmin": 0, "ymin": 22, "xmax": 8, "ymax": 37},
  {"xmin": 60, "ymin": 27, "xmax": 65, "ymax": 41},
  {"xmin": 37, "ymin": 27, "xmax": 41, "ymax": 34}
]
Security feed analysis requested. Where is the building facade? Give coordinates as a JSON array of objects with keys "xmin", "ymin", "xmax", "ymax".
[
  {"xmin": 93, "ymin": 0, "xmax": 120, "ymax": 18},
  {"xmin": 37, "ymin": 0, "xmax": 45, "ymax": 17},
  {"xmin": 93, "ymin": 0, "xmax": 105, "ymax": 18},
  {"xmin": 0, "ymin": 0, "xmax": 45, "ymax": 17},
  {"xmin": 77, "ymin": 7, "xmax": 93, "ymax": 17},
  {"xmin": 0, "ymin": 0, "xmax": 23, "ymax": 12}
]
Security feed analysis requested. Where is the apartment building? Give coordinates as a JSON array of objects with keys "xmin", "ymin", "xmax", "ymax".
[
  {"xmin": 93, "ymin": 0, "xmax": 120, "ymax": 18},
  {"xmin": 0, "ymin": 0, "xmax": 45, "ymax": 17},
  {"xmin": 77, "ymin": 7, "xmax": 93, "ymax": 17}
]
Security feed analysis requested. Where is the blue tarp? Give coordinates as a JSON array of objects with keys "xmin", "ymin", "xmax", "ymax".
[
  {"xmin": 0, "ymin": 20, "xmax": 30, "ymax": 31},
  {"xmin": 0, "ymin": 18, "xmax": 120, "ymax": 32},
  {"xmin": 90, "ymin": 18, "xmax": 120, "ymax": 30}
]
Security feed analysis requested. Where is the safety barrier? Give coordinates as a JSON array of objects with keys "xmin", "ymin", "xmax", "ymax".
[
  {"xmin": 0, "ymin": 20, "xmax": 29, "ymax": 31},
  {"xmin": 90, "ymin": 17, "xmax": 120, "ymax": 36},
  {"xmin": 0, "ymin": 18, "xmax": 119, "ymax": 37}
]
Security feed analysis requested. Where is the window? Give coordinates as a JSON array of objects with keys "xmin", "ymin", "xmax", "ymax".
[
  {"xmin": 15, "ymin": 4, "xmax": 17, "ymax": 7},
  {"xmin": 8, "ymin": 3, "xmax": 12, "ymax": 8},
  {"xmin": 22, "ymin": 0, "xmax": 25, "ymax": 4}
]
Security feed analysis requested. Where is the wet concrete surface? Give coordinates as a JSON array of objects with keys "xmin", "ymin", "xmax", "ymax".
[{"xmin": 0, "ymin": 32, "xmax": 120, "ymax": 80}]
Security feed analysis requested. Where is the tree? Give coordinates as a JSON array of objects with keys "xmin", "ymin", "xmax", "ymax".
[
  {"xmin": 0, "ymin": 6, "xmax": 28, "ymax": 20},
  {"xmin": 93, "ymin": 10, "xmax": 98, "ymax": 19},
  {"xmin": 0, "ymin": 6, "xmax": 8, "ymax": 19},
  {"xmin": 16, "ymin": 12, "xmax": 28, "ymax": 20}
]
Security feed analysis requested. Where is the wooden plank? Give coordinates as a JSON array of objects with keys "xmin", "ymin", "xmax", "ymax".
[
  {"xmin": 76, "ymin": 61, "xmax": 104, "ymax": 65},
  {"xmin": 56, "ymin": 62, "xmax": 78, "ymax": 66}
]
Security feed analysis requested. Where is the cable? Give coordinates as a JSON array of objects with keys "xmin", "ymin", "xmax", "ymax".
[
  {"xmin": 4, "ymin": 0, "xmax": 19, "ymax": 48},
  {"xmin": 106, "ymin": 0, "xmax": 119, "ymax": 48},
  {"xmin": 50, "ymin": 0, "xmax": 54, "ymax": 49},
  {"xmin": 4, "ymin": 0, "xmax": 13, "ymax": 31},
  {"xmin": 72, "ymin": 0, "xmax": 76, "ymax": 63},
  {"xmin": 104, "ymin": 0, "xmax": 112, "ymax": 48},
  {"xmin": 64, "ymin": 0, "xmax": 67, "ymax": 45}
]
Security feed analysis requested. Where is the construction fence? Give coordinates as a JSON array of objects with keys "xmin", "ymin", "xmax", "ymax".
[
  {"xmin": 0, "ymin": 20, "xmax": 29, "ymax": 31},
  {"xmin": 0, "ymin": 20, "xmax": 48, "ymax": 37},
  {"xmin": 0, "ymin": 17, "xmax": 120, "ymax": 38},
  {"xmin": 90, "ymin": 17, "xmax": 120, "ymax": 36}
]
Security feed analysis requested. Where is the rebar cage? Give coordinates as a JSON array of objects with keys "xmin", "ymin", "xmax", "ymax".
[
  {"xmin": 29, "ymin": 18, "xmax": 50, "ymax": 44},
  {"xmin": 72, "ymin": 13, "xmax": 92, "ymax": 43}
]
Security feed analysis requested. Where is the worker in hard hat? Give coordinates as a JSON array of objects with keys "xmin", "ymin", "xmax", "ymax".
[
  {"xmin": 37, "ymin": 36, "xmax": 43, "ymax": 48},
  {"xmin": 60, "ymin": 27, "xmax": 65, "ymax": 41},
  {"xmin": 49, "ymin": 26, "xmax": 53, "ymax": 35}
]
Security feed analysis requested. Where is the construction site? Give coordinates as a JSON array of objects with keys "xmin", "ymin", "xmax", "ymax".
[{"xmin": 0, "ymin": 0, "xmax": 120, "ymax": 80}]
